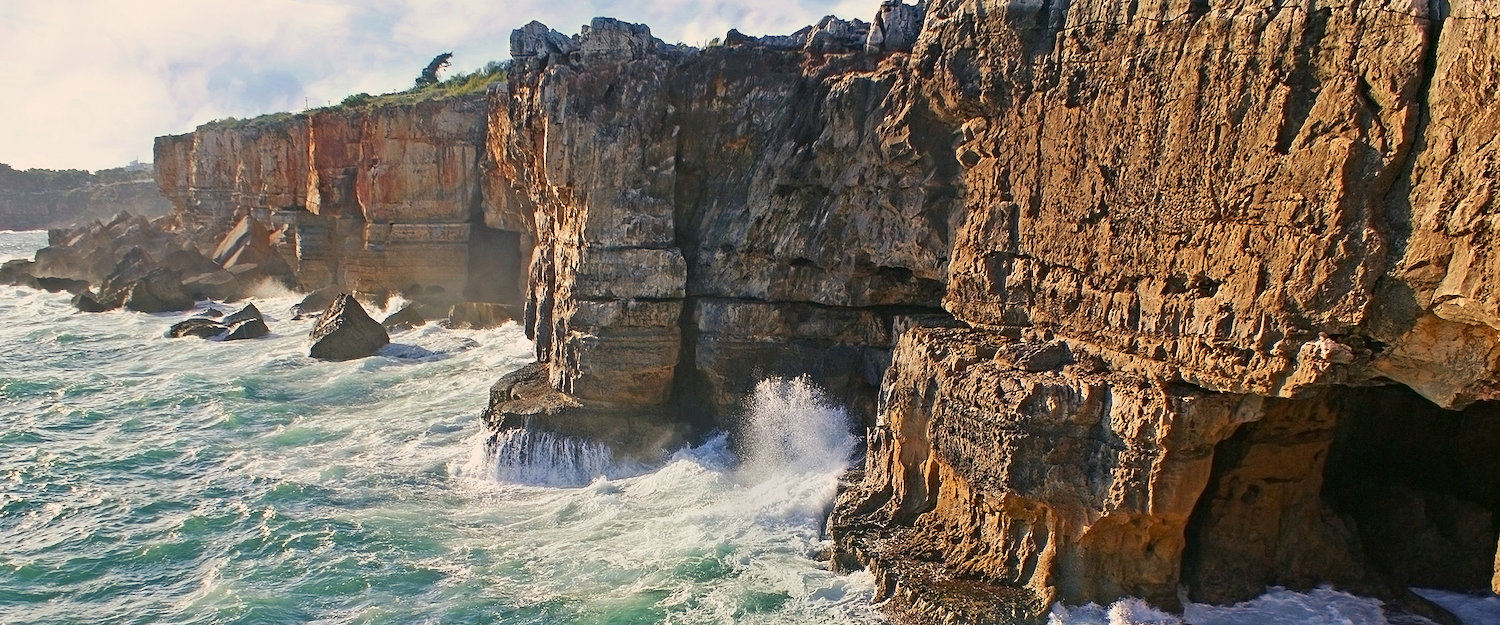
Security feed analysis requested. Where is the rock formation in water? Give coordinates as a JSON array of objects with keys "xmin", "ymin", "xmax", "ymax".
[
  {"xmin": 309, "ymin": 293, "xmax": 389, "ymax": 360},
  {"xmin": 83, "ymin": 0, "xmax": 1498, "ymax": 620}
]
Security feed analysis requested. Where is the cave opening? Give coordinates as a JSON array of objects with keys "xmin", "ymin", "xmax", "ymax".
[
  {"xmin": 1182, "ymin": 386, "xmax": 1500, "ymax": 606},
  {"xmin": 464, "ymin": 225, "xmax": 524, "ymax": 305}
]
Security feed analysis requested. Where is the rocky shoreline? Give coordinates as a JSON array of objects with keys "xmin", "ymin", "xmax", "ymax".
[{"xmin": 5, "ymin": 0, "xmax": 1500, "ymax": 622}]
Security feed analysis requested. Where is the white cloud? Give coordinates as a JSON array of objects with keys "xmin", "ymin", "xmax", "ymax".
[{"xmin": 0, "ymin": 0, "xmax": 880, "ymax": 171}]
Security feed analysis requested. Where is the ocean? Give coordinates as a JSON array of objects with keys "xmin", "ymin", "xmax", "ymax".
[{"xmin": 1, "ymin": 230, "xmax": 1496, "ymax": 625}]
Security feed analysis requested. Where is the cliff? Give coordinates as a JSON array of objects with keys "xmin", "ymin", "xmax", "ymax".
[
  {"xmin": 142, "ymin": 1, "xmax": 1500, "ymax": 621},
  {"xmin": 482, "ymin": 2, "xmax": 1500, "ymax": 622},
  {"xmin": 0, "ymin": 163, "xmax": 170, "ymax": 230},
  {"xmin": 154, "ymin": 96, "xmax": 526, "ymax": 310}
]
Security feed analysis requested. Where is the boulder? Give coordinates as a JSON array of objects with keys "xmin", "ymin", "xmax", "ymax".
[
  {"xmin": 224, "ymin": 318, "xmax": 269, "ymax": 341},
  {"xmin": 196, "ymin": 307, "xmax": 226, "ymax": 318},
  {"xmin": 182, "ymin": 269, "xmax": 244, "ymax": 301},
  {"xmin": 211, "ymin": 215, "xmax": 273, "ymax": 266},
  {"xmin": 168, "ymin": 317, "xmax": 228, "ymax": 339},
  {"xmin": 223, "ymin": 302, "xmax": 264, "ymax": 326},
  {"xmin": 71, "ymin": 291, "xmax": 110, "ymax": 313},
  {"xmin": 0, "ymin": 259, "xmax": 37, "ymax": 285},
  {"xmin": 293, "ymin": 285, "xmax": 344, "ymax": 318},
  {"xmin": 308, "ymin": 293, "xmax": 389, "ymax": 360},
  {"xmin": 121, "ymin": 269, "xmax": 195, "ymax": 313},
  {"xmin": 382, "ymin": 304, "xmax": 427, "ymax": 331},
  {"xmin": 443, "ymin": 302, "xmax": 516, "ymax": 329},
  {"xmin": 34, "ymin": 277, "xmax": 90, "ymax": 295}
]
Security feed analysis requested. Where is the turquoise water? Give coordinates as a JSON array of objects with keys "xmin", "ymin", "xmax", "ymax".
[
  {"xmin": 0, "ymin": 231, "xmax": 882, "ymax": 625},
  {"xmin": 2, "ymin": 230, "xmax": 1496, "ymax": 625}
]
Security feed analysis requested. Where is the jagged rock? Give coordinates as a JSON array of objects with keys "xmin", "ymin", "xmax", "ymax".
[
  {"xmin": 577, "ymin": 18, "xmax": 657, "ymax": 64},
  {"xmin": 830, "ymin": 327, "xmax": 1259, "ymax": 614},
  {"xmin": 118, "ymin": 269, "xmax": 195, "ymax": 313},
  {"xmin": 34, "ymin": 277, "xmax": 90, "ymax": 295},
  {"xmin": 510, "ymin": 20, "xmax": 575, "ymax": 63},
  {"xmin": 308, "ymin": 293, "xmax": 389, "ymax": 360},
  {"xmin": 196, "ymin": 306, "xmax": 225, "ymax": 318},
  {"xmin": 224, "ymin": 318, "xmax": 269, "ymax": 341},
  {"xmin": 381, "ymin": 304, "xmax": 427, "ymax": 331},
  {"xmin": 443, "ymin": 302, "xmax": 515, "ymax": 329},
  {"xmin": 182, "ymin": 269, "xmax": 244, "ymax": 302},
  {"xmin": 482, "ymin": 362, "xmax": 689, "ymax": 465},
  {"xmin": 293, "ymin": 285, "xmax": 344, "ymax": 318},
  {"xmin": 865, "ymin": 1, "xmax": 924, "ymax": 53},
  {"xmin": 803, "ymin": 16, "xmax": 868, "ymax": 53},
  {"xmin": 223, "ymin": 302, "xmax": 263, "ymax": 326},
  {"xmin": 168, "ymin": 317, "xmax": 228, "ymax": 339},
  {"xmin": 71, "ymin": 291, "xmax": 109, "ymax": 313}
]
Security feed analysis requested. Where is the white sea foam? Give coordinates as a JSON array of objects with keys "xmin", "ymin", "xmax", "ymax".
[{"xmin": 1048, "ymin": 586, "xmax": 1500, "ymax": 625}]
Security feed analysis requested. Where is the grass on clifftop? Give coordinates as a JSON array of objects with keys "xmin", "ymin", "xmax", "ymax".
[
  {"xmin": 335, "ymin": 60, "xmax": 509, "ymax": 109},
  {"xmin": 203, "ymin": 60, "xmax": 510, "ymax": 129}
]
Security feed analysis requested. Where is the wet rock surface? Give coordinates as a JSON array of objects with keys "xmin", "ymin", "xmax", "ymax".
[{"xmin": 308, "ymin": 293, "xmax": 389, "ymax": 360}]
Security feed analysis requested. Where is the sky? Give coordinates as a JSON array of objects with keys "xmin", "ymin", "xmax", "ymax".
[{"xmin": 0, "ymin": 0, "xmax": 872, "ymax": 172}]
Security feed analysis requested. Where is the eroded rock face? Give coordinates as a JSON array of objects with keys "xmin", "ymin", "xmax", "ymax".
[
  {"xmin": 831, "ymin": 328, "xmax": 1254, "ymax": 612},
  {"xmin": 827, "ymin": 0, "xmax": 1500, "ymax": 619},
  {"xmin": 485, "ymin": 2, "xmax": 1499, "ymax": 621},
  {"xmin": 154, "ymin": 95, "xmax": 529, "ymax": 311},
  {"xmin": 493, "ymin": 16, "xmax": 956, "ymax": 432}
]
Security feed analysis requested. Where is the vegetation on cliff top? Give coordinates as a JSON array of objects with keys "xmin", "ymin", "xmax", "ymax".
[
  {"xmin": 335, "ymin": 60, "xmax": 508, "ymax": 109},
  {"xmin": 201, "ymin": 58, "xmax": 510, "ymax": 130}
]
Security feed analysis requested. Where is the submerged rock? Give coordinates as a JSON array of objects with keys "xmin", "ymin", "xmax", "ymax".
[
  {"xmin": 71, "ymin": 291, "xmax": 110, "ymax": 313},
  {"xmin": 223, "ymin": 302, "xmax": 263, "ymax": 326},
  {"xmin": 121, "ymin": 269, "xmax": 195, "ymax": 313},
  {"xmin": 293, "ymin": 285, "xmax": 344, "ymax": 319},
  {"xmin": 168, "ymin": 317, "xmax": 228, "ymax": 339},
  {"xmin": 224, "ymin": 318, "xmax": 269, "ymax": 341},
  {"xmin": 443, "ymin": 302, "xmax": 515, "ymax": 330},
  {"xmin": 381, "ymin": 304, "xmax": 427, "ymax": 331},
  {"xmin": 308, "ymin": 293, "xmax": 389, "ymax": 360}
]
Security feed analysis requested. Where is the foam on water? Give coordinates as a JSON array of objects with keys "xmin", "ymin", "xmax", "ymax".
[{"xmin": 1050, "ymin": 587, "xmax": 1500, "ymax": 625}]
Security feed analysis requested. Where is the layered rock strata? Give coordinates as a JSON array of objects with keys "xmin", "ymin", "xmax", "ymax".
[
  {"xmin": 488, "ymin": 12, "xmax": 951, "ymax": 451},
  {"xmin": 825, "ymin": 0, "xmax": 1500, "ymax": 620},
  {"xmin": 154, "ymin": 96, "xmax": 527, "ymax": 311}
]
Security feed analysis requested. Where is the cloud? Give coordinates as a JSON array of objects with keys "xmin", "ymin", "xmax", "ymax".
[{"xmin": 0, "ymin": 0, "xmax": 880, "ymax": 171}]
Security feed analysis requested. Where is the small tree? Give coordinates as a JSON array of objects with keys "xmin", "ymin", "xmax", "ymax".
[{"xmin": 414, "ymin": 52, "xmax": 454, "ymax": 88}]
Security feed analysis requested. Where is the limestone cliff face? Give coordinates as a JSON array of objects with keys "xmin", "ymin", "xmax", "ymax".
[
  {"xmin": 480, "ymin": 1, "xmax": 1500, "ymax": 621},
  {"xmin": 491, "ymin": 16, "xmax": 952, "ymax": 435},
  {"xmin": 154, "ymin": 96, "xmax": 525, "ymax": 309},
  {"xmin": 827, "ymin": 0, "xmax": 1500, "ymax": 619}
]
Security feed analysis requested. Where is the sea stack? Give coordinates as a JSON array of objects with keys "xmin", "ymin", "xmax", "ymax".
[{"xmin": 309, "ymin": 293, "xmax": 389, "ymax": 360}]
